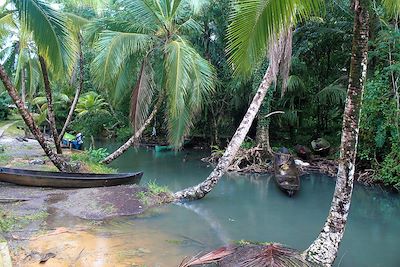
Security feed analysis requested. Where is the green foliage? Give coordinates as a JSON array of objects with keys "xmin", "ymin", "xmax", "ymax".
[
  {"xmin": 116, "ymin": 126, "xmax": 133, "ymax": 142},
  {"xmin": 241, "ymin": 138, "xmax": 256, "ymax": 149},
  {"xmin": 90, "ymin": 0, "xmax": 216, "ymax": 148},
  {"xmin": 70, "ymin": 149, "xmax": 116, "ymax": 173},
  {"xmin": 226, "ymin": 0, "xmax": 324, "ymax": 76},
  {"xmin": 87, "ymin": 147, "xmax": 110, "ymax": 162},
  {"xmin": 70, "ymin": 110, "xmax": 115, "ymax": 137},
  {"xmin": 378, "ymin": 142, "xmax": 400, "ymax": 191},
  {"xmin": 13, "ymin": 0, "xmax": 78, "ymax": 76},
  {"xmin": 0, "ymin": 94, "xmax": 10, "ymax": 120},
  {"xmin": 147, "ymin": 180, "xmax": 170, "ymax": 194},
  {"xmin": 76, "ymin": 91, "xmax": 109, "ymax": 117}
]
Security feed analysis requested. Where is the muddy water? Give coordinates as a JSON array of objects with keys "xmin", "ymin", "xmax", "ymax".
[{"xmin": 16, "ymin": 146, "xmax": 400, "ymax": 266}]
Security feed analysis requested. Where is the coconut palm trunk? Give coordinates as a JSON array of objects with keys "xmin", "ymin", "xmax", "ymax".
[
  {"xmin": 59, "ymin": 35, "xmax": 84, "ymax": 144},
  {"xmin": 174, "ymin": 35, "xmax": 286, "ymax": 200},
  {"xmin": 39, "ymin": 56, "xmax": 63, "ymax": 154},
  {"xmin": 101, "ymin": 94, "xmax": 164, "ymax": 164},
  {"xmin": 0, "ymin": 64, "xmax": 75, "ymax": 172},
  {"xmin": 21, "ymin": 68, "xmax": 26, "ymax": 105},
  {"xmin": 305, "ymin": 0, "xmax": 369, "ymax": 265}
]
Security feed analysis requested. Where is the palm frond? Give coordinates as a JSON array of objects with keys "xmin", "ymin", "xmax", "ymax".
[
  {"xmin": 286, "ymin": 75, "xmax": 306, "ymax": 94},
  {"xmin": 315, "ymin": 84, "xmax": 346, "ymax": 106},
  {"xmin": 130, "ymin": 57, "xmax": 156, "ymax": 131},
  {"xmin": 188, "ymin": 50, "xmax": 216, "ymax": 112},
  {"xmin": 164, "ymin": 38, "xmax": 215, "ymax": 147},
  {"xmin": 13, "ymin": 0, "xmax": 78, "ymax": 76},
  {"xmin": 164, "ymin": 39, "xmax": 193, "ymax": 118},
  {"xmin": 91, "ymin": 30, "xmax": 153, "ymax": 87},
  {"xmin": 110, "ymin": 56, "xmax": 138, "ymax": 106},
  {"xmin": 118, "ymin": 0, "xmax": 163, "ymax": 30},
  {"xmin": 0, "ymin": 12, "xmax": 15, "ymax": 41},
  {"xmin": 76, "ymin": 91, "xmax": 109, "ymax": 117},
  {"xmin": 178, "ymin": 18, "xmax": 203, "ymax": 35},
  {"xmin": 65, "ymin": 12, "xmax": 90, "ymax": 36},
  {"xmin": 382, "ymin": 0, "xmax": 400, "ymax": 18},
  {"xmin": 174, "ymin": 0, "xmax": 210, "ymax": 17},
  {"xmin": 27, "ymin": 57, "xmax": 42, "ymax": 98},
  {"xmin": 182, "ymin": 243, "xmax": 321, "ymax": 267},
  {"xmin": 226, "ymin": 0, "xmax": 323, "ymax": 76}
]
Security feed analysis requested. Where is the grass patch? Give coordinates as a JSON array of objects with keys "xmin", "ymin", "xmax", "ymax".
[
  {"xmin": 0, "ymin": 154, "xmax": 11, "ymax": 165},
  {"xmin": 70, "ymin": 150, "xmax": 116, "ymax": 174},
  {"xmin": 4, "ymin": 121, "xmax": 24, "ymax": 136},
  {"xmin": 147, "ymin": 180, "xmax": 170, "ymax": 194},
  {"xmin": 0, "ymin": 209, "xmax": 48, "ymax": 232},
  {"xmin": 136, "ymin": 191, "xmax": 150, "ymax": 205}
]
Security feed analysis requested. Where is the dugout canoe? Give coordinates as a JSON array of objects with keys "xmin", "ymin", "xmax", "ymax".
[
  {"xmin": 273, "ymin": 151, "xmax": 300, "ymax": 197},
  {"xmin": 0, "ymin": 167, "xmax": 142, "ymax": 188}
]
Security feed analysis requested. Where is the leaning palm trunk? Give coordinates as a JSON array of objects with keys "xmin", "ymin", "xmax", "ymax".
[
  {"xmin": 0, "ymin": 64, "xmax": 75, "ymax": 172},
  {"xmin": 59, "ymin": 36, "xmax": 84, "ymax": 144},
  {"xmin": 174, "ymin": 34, "xmax": 287, "ymax": 201},
  {"xmin": 305, "ymin": 1, "xmax": 369, "ymax": 266},
  {"xmin": 101, "ymin": 94, "xmax": 164, "ymax": 164},
  {"xmin": 39, "ymin": 56, "xmax": 62, "ymax": 154}
]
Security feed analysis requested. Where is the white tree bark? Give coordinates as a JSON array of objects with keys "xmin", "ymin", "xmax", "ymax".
[{"xmin": 305, "ymin": 0, "xmax": 369, "ymax": 265}]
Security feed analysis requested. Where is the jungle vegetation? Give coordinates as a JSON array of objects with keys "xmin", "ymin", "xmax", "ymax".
[
  {"xmin": 1, "ymin": 0, "xmax": 398, "ymax": 187},
  {"xmin": 0, "ymin": 0, "xmax": 399, "ymax": 266}
]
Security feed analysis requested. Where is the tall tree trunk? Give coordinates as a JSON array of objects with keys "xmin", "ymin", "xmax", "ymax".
[
  {"xmin": 174, "ymin": 35, "xmax": 286, "ymax": 201},
  {"xmin": 39, "ymin": 56, "xmax": 62, "ymax": 154},
  {"xmin": 256, "ymin": 85, "xmax": 276, "ymax": 155},
  {"xmin": 101, "ymin": 94, "xmax": 164, "ymax": 164},
  {"xmin": 59, "ymin": 35, "xmax": 84, "ymax": 143},
  {"xmin": 305, "ymin": 1, "xmax": 369, "ymax": 265},
  {"xmin": 21, "ymin": 68, "xmax": 26, "ymax": 105},
  {"xmin": 0, "ymin": 64, "xmax": 75, "ymax": 172}
]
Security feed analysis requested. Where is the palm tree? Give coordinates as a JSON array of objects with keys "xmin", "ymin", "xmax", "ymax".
[
  {"xmin": 88, "ymin": 0, "xmax": 216, "ymax": 164},
  {"xmin": 174, "ymin": 0, "xmax": 323, "ymax": 200},
  {"xmin": 58, "ymin": 14, "xmax": 90, "ymax": 143},
  {"xmin": 305, "ymin": 1, "xmax": 400, "ymax": 265},
  {"xmin": 0, "ymin": 0, "xmax": 78, "ymax": 172}
]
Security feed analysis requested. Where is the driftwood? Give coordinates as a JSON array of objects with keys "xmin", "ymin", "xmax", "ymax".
[
  {"xmin": 203, "ymin": 146, "xmax": 273, "ymax": 174},
  {"xmin": 203, "ymin": 147, "xmax": 379, "ymax": 187}
]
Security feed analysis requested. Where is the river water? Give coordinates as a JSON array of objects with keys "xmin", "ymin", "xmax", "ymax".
[
  {"xmin": 96, "ymin": 145, "xmax": 399, "ymax": 267},
  {"xmin": 19, "ymin": 145, "xmax": 400, "ymax": 266}
]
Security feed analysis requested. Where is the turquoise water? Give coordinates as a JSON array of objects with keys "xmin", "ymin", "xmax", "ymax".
[{"xmin": 100, "ymin": 145, "xmax": 400, "ymax": 266}]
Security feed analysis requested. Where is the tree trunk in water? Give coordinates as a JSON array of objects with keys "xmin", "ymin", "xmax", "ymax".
[
  {"xmin": 305, "ymin": 1, "xmax": 369, "ymax": 265},
  {"xmin": 59, "ymin": 36, "xmax": 84, "ymax": 143},
  {"xmin": 101, "ymin": 95, "xmax": 164, "ymax": 164},
  {"xmin": 39, "ymin": 56, "xmax": 62, "ymax": 155},
  {"xmin": 173, "ymin": 35, "xmax": 286, "ymax": 200},
  {"xmin": 0, "ymin": 64, "xmax": 76, "ymax": 172}
]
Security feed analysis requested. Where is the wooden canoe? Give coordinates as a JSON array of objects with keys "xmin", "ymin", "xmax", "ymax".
[
  {"xmin": 273, "ymin": 152, "xmax": 300, "ymax": 197},
  {"xmin": 0, "ymin": 167, "xmax": 143, "ymax": 188}
]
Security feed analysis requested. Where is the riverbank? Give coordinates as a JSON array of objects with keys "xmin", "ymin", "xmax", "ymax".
[
  {"xmin": 202, "ymin": 147, "xmax": 387, "ymax": 189},
  {"xmin": 0, "ymin": 120, "xmax": 173, "ymax": 266}
]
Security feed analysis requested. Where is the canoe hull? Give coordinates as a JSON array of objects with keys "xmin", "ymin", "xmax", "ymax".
[
  {"xmin": 273, "ymin": 153, "xmax": 300, "ymax": 196},
  {"xmin": 0, "ymin": 167, "xmax": 142, "ymax": 188}
]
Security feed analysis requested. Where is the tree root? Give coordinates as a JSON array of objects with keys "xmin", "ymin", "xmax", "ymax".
[{"xmin": 203, "ymin": 148, "xmax": 377, "ymax": 186}]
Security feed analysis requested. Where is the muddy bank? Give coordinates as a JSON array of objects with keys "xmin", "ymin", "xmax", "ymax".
[{"xmin": 0, "ymin": 183, "xmax": 170, "ymax": 221}]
